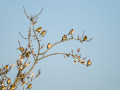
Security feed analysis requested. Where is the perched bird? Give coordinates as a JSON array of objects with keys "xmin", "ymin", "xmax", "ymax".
[
  {"xmin": 7, "ymin": 78, "xmax": 11, "ymax": 85},
  {"xmin": 17, "ymin": 47, "xmax": 24, "ymax": 52},
  {"xmin": 87, "ymin": 60, "xmax": 91, "ymax": 67},
  {"xmin": 35, "ymin": 27, "xmax": 42, "ymax": 33},
  {"xmin": 80, "ymin": 61, "xmax": 86, "ymax": 64},
  {"xmin": 62, "ymin": 35, "xmax": 67, "ymax": 41},
  {"xmin": 1, "ymin": 86, "xmax": 5, "ymax": 90},
  {"xmin": 10, "ymin": 85, "xmax": 15, "ymax": 90},
  {"xmin": 40, "ymin": 30, "xmax": 46, "ymax": 36},
  {"xmin": 26, "ymin": 84, "xmax": 32, "ymax": 89},
  {"xmin": 68, "ymin": 29, "xmax": 74, "ymax": 35},
  {"xmin": 47, "ymin": 43, "xmax": 51, "ymax": 49},
  {"xmin": 25, "ymin": 51, "xmax": 31, "ymax": 58},
  {"xmin": 3, "ymin": 65, "xmax": 8, "ymax": 69},
  {"xmin": 82, "ymin": 36, "xmax": 87, "ymax": 41}
]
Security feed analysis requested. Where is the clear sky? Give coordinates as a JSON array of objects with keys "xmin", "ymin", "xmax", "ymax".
[{"xmin": 0, "ymin": 0, "xmax": 120, "ymax": 90}]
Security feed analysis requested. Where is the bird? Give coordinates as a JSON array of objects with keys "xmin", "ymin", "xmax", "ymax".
[
  {"xmin": 3, "ymin": 65, "xmax": 8, "ymax": 69},
  {"xmin": 1, "ymin": 86, "xmax": 5, "ymax": 90},
  {"xmin": 68, "ymin": 29, "xmax": 74, "ymax": 35},
  {"xmin": 40, "ymin": 30, "xmax": 46, "ymax": 36},
  {"xmin": 17, "ymin": 47, "xmax": 24, "ymax": 52},
  {"xmin": 26, "ymin": 84, "xmax": 32, "ymax": 89},
  {"xmin": 87, "ymin": 60, "xmax": 91, "ymax": 66},
  {"xmin": 62, "ymin": 35, "xmax": 67, "ymax": 41},
  {"xmin": 47, "ymin": 43, "xmax": 51, "ymax": 49},
  {"xmin": 10, "ymin": 85, "xmax": 15, "ymax": 90},
  {"xmin": 25, "ymin": 51, "xmax": 31, "ymax": 58},
  {"xmin": 7, "ymin": 78, "xmax": 11, "ymax": 85},
  {"xmin": 35, "ymin": 27, "xmax": 42, "ymax": 33},
  {"xmin": 82, "ymin": 36, "xmax": 87, "ymax": 41}
]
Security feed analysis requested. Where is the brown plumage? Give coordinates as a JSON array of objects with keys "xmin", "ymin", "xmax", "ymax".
[
  {"xmin": 62, "ymin": 35, "xmax": 67, "ymax": 41},
  {"xmin": 47, "ymin": 43, "xmax": 51, "ymax": 49},
  {"xmin": 87, "ymin": 60, "xmax": 91, "ymax": 66},
  {"xmin": 68, "ymin": 29, "xmax": 74, "ymax": 35}
]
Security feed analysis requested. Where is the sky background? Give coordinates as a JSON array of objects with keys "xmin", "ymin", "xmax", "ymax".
[{"xmin": 0, "ymin": 0, "xmax": 120, "ymax": 90}]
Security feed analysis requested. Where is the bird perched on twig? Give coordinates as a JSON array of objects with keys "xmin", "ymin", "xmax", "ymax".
[
  {"xmin": 17, "ymin": 47, "xmax": 24, "ymax": 52},
  {"xmin": 68, "ymin": 29, "xmax": 74, "ymax": 35},
  {"xmin": 47, "ymin": 43, "xmax": 51, "ymax": 49},
  {"xmin": 7, "ymin": 78, "xmax": 11, "ymax": 85},
  {"xmin": 87, "ymin": 60, "xmax": 91, "ymax": 66},
  {"xmin": 3, "ymin": 65, "xmax": 8, "ymax": 70},
  {"xmin": 10, "ymin": 85, "xmax": 15, "ymax": 90},
  {"xmin": 62, "ymin": 35, "xmax": 67, "ymax": 41},
  {"xmin": 25, "ymin": 51, "xmax": 31, "ymax": 58},
  {"xmin": 26, "ymin": 84, "xmax": 32, "ymax": 89},
  {"xmin": 40, "ymin": 30, "xmax": 46, "ymax": 36},
  {"xmin": 1, "ymin": 86, "xmax": 5, "ymax": 90},
  {"xmin": 35, "ymin": 27, "xmax": 42, "ymax": 33},
  {"xmin": 82, "ymin": 36, "xmax": 87, "ymax": 42}
]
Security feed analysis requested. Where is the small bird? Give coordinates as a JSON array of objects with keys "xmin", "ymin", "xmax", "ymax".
[
  {"xmin": 1, "ymin": 86, "xmax": 5, "ymax": 90},
  {"xmin": 82, "ymin": 36, "xmax": 87, "ymax": 41},
  {"xmin": 80, "ymin": 61, "xmax": 86, "ymax": 64},
  {"xmin": 25, "ymin": 51, "xmax": 31, "ymax": 58},
  {"xmin": 40, "ymin": 30, "xmax": 46, "ymax": 36},
  {"xmin": 68, "ymin": 29, "xmax": 74, "ymax": 35},
  {"xmin": 35, "ymin": 27, "xmax": 42, "ymax": 33},
  {"xmin": 26, "ymin": 84, "xmax": 32, "ymax": 89},
  {"xmin": 3, "ymin": 65, "xmax": 8, "ymax": 69},
  {"xmin": 10, "ymin": 85, "xmax": 15, "ymax": 90},
  {"xmin": 87, "ymin": 60, "xmax": 91, "ymax": 67},
  {"xmin": 62, "ymin": 35, "xmax": 67, "ymax": 41},
  {"xmin": 7, "ymin": 78, "xmax": 11, "ymax": 85},
  {"xmin": 47, "ymin": 43, "xmax": 51, "ymax": 49},
  {"xmin": 17, "ymin": 47, "xmax": 24, "ymax": 52}
]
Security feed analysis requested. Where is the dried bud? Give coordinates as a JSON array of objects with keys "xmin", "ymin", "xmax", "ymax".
[
  {"xmin": 73, "ymin": 61, "xmax": 76, "ymax": 64},
  {"xmin": 11, "ymin": 64, "xmax": 15, "ymax": 67},
  {"xmin": 77, "ymin": 48, "xmax": 80, "ymax": 52},
  {"xmin": 66, "ymin": 54, "xmax": 70, "ymax": 57}
]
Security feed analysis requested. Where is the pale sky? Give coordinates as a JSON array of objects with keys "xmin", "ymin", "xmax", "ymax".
[{"xmin": 0, "ymin": 0, "xmax": 120, "ymax": 90}]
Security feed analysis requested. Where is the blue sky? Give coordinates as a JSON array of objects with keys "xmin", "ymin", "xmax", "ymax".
[{"xmin": 0, "ymin": 0, "xmax": 120, "ymax": 90}]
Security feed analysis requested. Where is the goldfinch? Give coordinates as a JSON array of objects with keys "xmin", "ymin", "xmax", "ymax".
[
  {"xmin": 25, "ymin": 51, "xmax": 31, "ymax": 58},
  {"xmin": 82, "ymin": 36, "xmax": 87, "ymax": 41},
  {"xmin": 18, "ymin": 47, "xmax": 24, "ymax": 52},
  {"xmin": 26, "ymin": 84, "xmax": 32, "ymax": 89},
  {"xmin": 3, "ymin": 65, "xmax": 8, "ymax": 69},
  {"xmin": 7, "ymin": 78, "xmax": 11, "ymax": 85},
  {"xmin": 35, "ymin": 27, "xmax": 42, "ymax": 33},
  {"xmin": 87, "ymin": 60, "xmax": 91, "ymax": 67},
  {"xmin": 68, "ymin": 29, "xmax": 74, "ymax": 35},
  {"xmin": 62, "ymin": 35, "xmax": 67, "ymax": 41},
  {"xmin": 1, "ymin": 86, "xmax": 5, "ymax": 90},
  {"xmin": 40, "ymin": 30, "xmax": 46, "ymax": 36},
  {"xmin": 47, "ymin": 43, "xmax": 51, "ymax": 49},
  {"xmin": 10, "ymin": 85, "xmax": 15, "ymax": 90}
]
